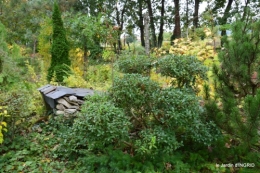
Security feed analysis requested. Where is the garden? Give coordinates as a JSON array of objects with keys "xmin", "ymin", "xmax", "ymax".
[{"xmin": 0, "ymin": 0, "xmax": 260, "ymax": 172}]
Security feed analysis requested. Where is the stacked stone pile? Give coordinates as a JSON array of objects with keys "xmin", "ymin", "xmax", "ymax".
[
  {"xmin": 38, "ymin": 84, "xmax": 95, "ymax": 117},
  {"xmin": 55, "ymin": 95, "xmax": 85, "ymax": 116}
]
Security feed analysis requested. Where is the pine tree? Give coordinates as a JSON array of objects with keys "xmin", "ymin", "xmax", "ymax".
[
  {"xmin": 205, "ymin": 15, "xmax": 260, "ymax": 162},
  {"xmin": 47, "ymin": 2, "xmax": 71, "ymax": 82}
]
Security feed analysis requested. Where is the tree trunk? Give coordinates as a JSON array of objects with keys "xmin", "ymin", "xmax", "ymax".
[
  {"xmin": 138, "ymin": 0, "xmax": 145, "ymax": 47},
  {"xmin": 242, "ymin": 0, "xmax": 250, "ymax": 20},
  {"xmin": 173, "ymin": 0, "xmax": 181, "ymax": 38},
  {"xmin": 144, "ymin": 12, "xmax": 150, "ymax": 55},
  {"xmin": 221, "ymin": 0, "xmax": 234, "ymax": 36},
  {"xmin": 193, "ymin": 0, "xmax": 200, "ymax": 28},
  {"xmin": 146, "ymin": 0, "xmax": 157, "ymax": 48},
  {"xmin": 158, "ymin": 0, "xmax": 165, "ymax": 48},
  {"xmin": 184, "ymin": 0, "xmax": 189, "ymax": 38},
  {"xmin": 185, "ymin": 0, "xmax": 189, "ymax": 27},
  {"xmin": 115, "ymin": 5, "xmax": 125, "ymax": 51}
]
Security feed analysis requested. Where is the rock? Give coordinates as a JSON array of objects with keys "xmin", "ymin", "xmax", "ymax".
[
  {"xmin": 69, "ymin": 95, "xmax": 77, "ymax": 102},
  {"xmin": 64, "ymin": 97, "xmax": 79, "ymax": 106},
  {"xmin": 37, "ymin": 127, "xmax": 42, "ymax": 133},
  {"xmin": 56, "ymin": 104, "xmax": 65, "ymax": 111},
  {"xmin": 64, "ymin": 109, "xmax": 77, "ymax": 114},
  {"xmin": 56, "ymin": 110, "xmax": 65, "ymax": 115},
  {"xmin": 70, "ymin": 105, "xmax": 79, "ymax": 110},
  {"xmin": 76, "ymin": 99, "xmax": 84, "ymax": 105},
  {"xmin": 57, "ymin": 98, "xmax": 72, "ymax": 108}
]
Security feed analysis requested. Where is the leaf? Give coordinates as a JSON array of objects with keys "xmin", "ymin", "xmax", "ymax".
[
  {"xmin": 1, "ymin": 122, "xmax": 7, "ymax": 127},
  {"xmin": 25, "ymin": 161, "xmax": 33, "ymax": 166},
  {"xmin": 17, "ymin": 165, "xmax": 24, "ymax": 171}
]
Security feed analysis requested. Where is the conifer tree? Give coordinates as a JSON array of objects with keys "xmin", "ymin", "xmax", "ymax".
[
  {"xmin": 205, "ymin": 15, "xmax": 260, "ymax": 162},
  {"xmin": 47, "ymin": 2, "xmax": 71, "ymax": 82}
]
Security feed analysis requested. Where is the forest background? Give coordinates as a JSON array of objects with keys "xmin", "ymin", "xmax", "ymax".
[{"xmin": 0, "ymin": 0, "xmax": 260, "ymax": 172}]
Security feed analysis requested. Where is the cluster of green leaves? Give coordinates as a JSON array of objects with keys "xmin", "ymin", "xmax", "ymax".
[
  {"xmin": 65, "ymin": 12, "xmax": 115, "ymax": 60},
  {"xmin": 158, "ymin": 54, "xmax": 208, "ymax": 89},
  {"xmin": 110, "ymin": 74, "xmax": 159, "ymax": 113},
  {"xmin": 73, "ymin": 94, "xmax": 130, "ymax": 150},
  {"xmin": 86, "ymin": 64, "xmax": 112, "ymax": 84},
  {"xmin": 117, "ymin": 55, "xmax": 153, "ymax": 76},
  {"xmin": 0, "ymin": 119, "xmax": 71, "ymax": 173}
]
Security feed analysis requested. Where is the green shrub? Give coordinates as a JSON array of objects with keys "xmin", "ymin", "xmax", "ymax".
[
  {"xmin": 0, "ymin": 85, "xmax": 43, "ymax": 136},
  {"xmin": 117, "ymin": 55, "xmax": 153, "ymax": 75},
  {"xmin": 86, "ymin": 64, "xmax": 111, "ymax": 84},
  {"xmin": 74, "ymin": 94, "xmax": 130, "ymax": 150},
  {"xmin": 158, "ymin": 54, "xmax": 207, "ymax": 89},
  {"xmin": 110, "ymin": 73, "xmax": 220, "ymax": 153},
  {"xmin": 153, "ymin": 87, "xmax": 220, "ymax": 146},
  {"xmin": 109, "ymin": 73, "xmax": 160, "ymax": 114},
  {"xmin": 56, "ymin": 94, "xmax": 130, "ymax": 157}
]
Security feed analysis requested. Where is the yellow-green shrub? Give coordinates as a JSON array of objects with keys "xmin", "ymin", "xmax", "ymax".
[
  {"xmin": 38, "ymin": 17, "xmax": 52, "ymax": 70},
  {"xmin": 169, "ymin": 38, "xmax": 215, "ymax": 61},
  {"xmin": 63, "ymin": 73, "xmax": 88, "ymax": 88},
  {"xmin": 0, "ymin": 106, "xmax": 9, "ymax": 144},
  {"xmin": 69, "ymin": 48, "xmax": 85, "ymax": 76}
]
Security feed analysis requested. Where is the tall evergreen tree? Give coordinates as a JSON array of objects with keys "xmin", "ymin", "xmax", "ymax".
[
  {"xmin": 47, "ymin": 2, "xmax": 70, "ymax": 82},
  {"xmin": 205, "ymin": 16, "xmax": 260, "ymax": 162}
]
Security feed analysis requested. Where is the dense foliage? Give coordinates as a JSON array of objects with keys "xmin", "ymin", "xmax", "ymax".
[
  {"xmin": 117, "ymin": 55, "xmax": 153, "ymax": 75},
  {"xmin": 158, "ymin": 55, "xmax": 208, "ymax": 89}
]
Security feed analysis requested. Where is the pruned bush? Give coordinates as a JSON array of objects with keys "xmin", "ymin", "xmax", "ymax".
[
  {"xmin": 158, "ymin": 54, "xmax": 207, "ymax": 89},
  {"xmin": 117, "ymin": 55, "xmax": 153, "ymax": 75},
  {"xmin": 109, "ymin": 73, "xmax": 160, "ymax": 114},
  {"xmin": 71, "ymin": 94, "xmax": 130, "ymax": 150},
  {"xmin": 109, "ymin": 74, "xmax": 220, "ymax": 154},
  {"xmin": 153, "ymin": 87, "xmax": 220, "ymax": 145}
]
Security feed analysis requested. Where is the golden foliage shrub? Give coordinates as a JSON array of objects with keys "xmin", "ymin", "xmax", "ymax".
[
  {"xmin": 169, "ymin": 38, "xmax": 216, "ymax": 61},
  {"xmin": 0, "ymin": 106, "xmax": 9, "ymax": 144}
]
